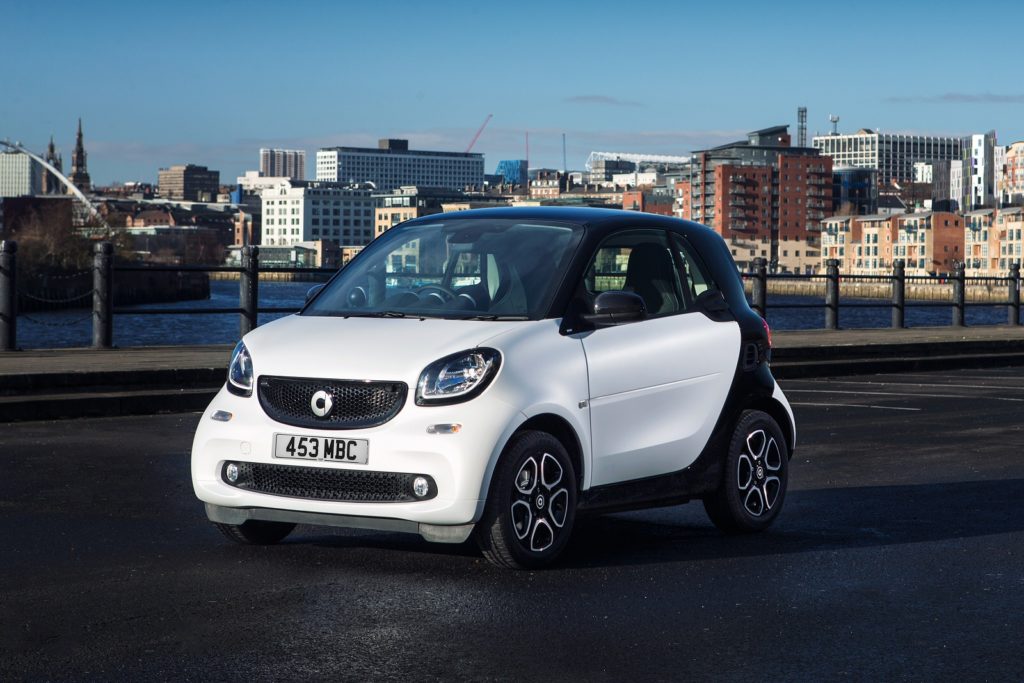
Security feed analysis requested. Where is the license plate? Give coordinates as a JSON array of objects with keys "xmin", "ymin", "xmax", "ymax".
[{"xmin": 273, "ymin": 434, "xmax": 369, "ymax": 464}]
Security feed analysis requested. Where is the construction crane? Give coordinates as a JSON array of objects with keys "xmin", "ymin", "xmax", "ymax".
[{"xmin": 465, "ymin": 114, "xmax": 493, "ymax": 153}]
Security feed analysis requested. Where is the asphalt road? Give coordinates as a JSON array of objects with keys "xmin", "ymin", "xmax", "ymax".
[{"xmin": 2, "ymin": 366, "xmax": 1023, "ymax": 681}]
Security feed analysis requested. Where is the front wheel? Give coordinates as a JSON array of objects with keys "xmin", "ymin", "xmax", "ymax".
[
  {"xmin": 476, "ymin": 430, "xmax": 577, "ymax": 569},
  {"xmin": 214, "ymin": 520, "xmax": 296, "ymax": 545},
  {"xmin": 703, "ymin": 410, "xmax": 789, "ymax": 534}
]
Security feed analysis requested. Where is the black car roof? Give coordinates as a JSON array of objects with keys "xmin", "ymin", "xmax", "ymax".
[{"xmin": 403, "ymin": 206, "xmax": 715, "ymax": 240}]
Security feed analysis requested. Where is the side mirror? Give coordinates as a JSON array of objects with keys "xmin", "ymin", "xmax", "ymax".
[
  {"xmin": 305, "ymin": 284, "xmax": 325, "ymax": 303},
  {"xmin": 585, "ymin": 290, "xmax": 647, "ymax": 326}
]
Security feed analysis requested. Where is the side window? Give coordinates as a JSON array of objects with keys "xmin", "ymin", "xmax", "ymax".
[
  {"xmin": 583, "ymin": 230, "xmax": 685, "ymax": 317},
  {"xmin": 670, "ymin": 234, "xmax": 719, "ymax": 302}
]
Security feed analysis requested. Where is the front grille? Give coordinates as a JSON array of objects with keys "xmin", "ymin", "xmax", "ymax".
[
  {"xmin": 225, "ymin": 462, "xmax": 436, "ymax": 502},
  {"xmin": 258, "ymin": 375, "xmax": 407, "ymax": 430}
]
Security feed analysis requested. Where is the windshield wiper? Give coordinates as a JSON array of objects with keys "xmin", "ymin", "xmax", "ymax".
[
  {"xmin": 345, "ymin": 310, "xmax": 409, "ymax": 318},
  {"xmin": 457, "ymin": 313, "xmax": 530, "ymax": 321}
]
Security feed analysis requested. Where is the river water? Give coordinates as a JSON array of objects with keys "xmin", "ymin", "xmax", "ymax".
[{"xmin": 14, "ymin": 280, "xmax": 1017, "ymax": 349}]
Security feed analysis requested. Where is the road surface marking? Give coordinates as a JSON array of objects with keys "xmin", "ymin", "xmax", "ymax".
[
  {"xmin": 785, "ymin": 389, "xmax": 1024, "ymax": 402},
  {"xmin": 788, "ymin": 379, "xmax": 1024, "ymax": 392},
  {"xmin": 790, "ymin": 402, "xmax": 922, "ymax": 412}
]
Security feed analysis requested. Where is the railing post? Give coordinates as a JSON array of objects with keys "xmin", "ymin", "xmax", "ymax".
[
  {"xmin": 0, "ymin": 240, "xmax": 17, "ymax": 351},
  {"xmin": 1009, "ymin": 263, "xmax": 1020, "ymax": 326},
  {"xmin": 92, "ymin": 241, "xmax": 113, "ymax": 349},
  {"xmin": 240, "ymin": 245, "xmax": 260, "ymax": 336},
  {"xmin": 825, "ymin": 258, "xmax": 840, "ymax": 330},
  {"xmin": 891, "ymin": 259, "xmax": 905, "ymax": 329},
  {"xmin": 752, "ymin": 257, "xmax": 767, "ymax": 318},
  {"xmin": 952, "ymin": 261, "xmax": 965, "ymax": 327}
]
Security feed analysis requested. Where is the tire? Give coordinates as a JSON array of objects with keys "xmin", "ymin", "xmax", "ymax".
[
  {"xmin": 214, "ymin": 520, "xmax": 296, "ymax": 545},
  {"xmin": 703, "ymin": 409, "xmax": 789, "ymax": 534},
  {"xmin": 476, "ymin": 430, "xmax": 577, "ymax": 569}
]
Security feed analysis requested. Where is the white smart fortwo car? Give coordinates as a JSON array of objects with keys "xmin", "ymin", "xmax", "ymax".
[{"xmin": 191, "ymin": 207, "xmax": 795, "ymax": 568}]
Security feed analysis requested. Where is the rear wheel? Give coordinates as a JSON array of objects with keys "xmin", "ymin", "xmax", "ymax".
[
  {"xmin": 704, "ymin": 410, "xmax": 788, "ymax": 534},
  {"xmin": 214, "ymin": 520, "xmax": 295, "ymax": 545},
  {"xmin": 476, "ymin": 430, "xmax": 577, "ymax": 569}
]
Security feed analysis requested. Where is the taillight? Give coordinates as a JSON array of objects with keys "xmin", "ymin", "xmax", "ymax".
[{"xmin": 762, "ymin": 317, "xmax": 772, "ymax": 348}]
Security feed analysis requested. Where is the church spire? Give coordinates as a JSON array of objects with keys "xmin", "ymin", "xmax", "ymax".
[
  {"xmin": 69, "ymin": 118, "xmax": 91, "ymax": 193},
  {"xmin": 42, "ymin": 133, "xmax": 64, "ymax": 195}
]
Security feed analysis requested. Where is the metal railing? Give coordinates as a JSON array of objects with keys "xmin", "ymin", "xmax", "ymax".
[
  {"xmin": 2, "ymin": 241, "xmax": 1022, "ymax": 351},
  {"xmin": 0, "ymin": 241, "xmax": 331, "ymax": 351},
  {"xmin": 744, "ymin": 257, "xmax": 1022, "ymax": 329}
]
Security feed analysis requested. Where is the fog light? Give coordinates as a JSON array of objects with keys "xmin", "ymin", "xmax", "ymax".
[
  {"xmin": 412, "ymin": 476, "xmax": 430, "ymax": 498},
  {"xmin": 225, "ymin": 462, "xmax": 239, "ymax": 483},
  {"xmin": 211, "ymin": 410, "xmax": 233, "ymax": 422}
]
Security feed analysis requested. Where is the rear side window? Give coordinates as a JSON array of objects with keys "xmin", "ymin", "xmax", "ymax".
[{"xmin": 670, "ymin": 234, "xmax": 719, "ymax": 301}]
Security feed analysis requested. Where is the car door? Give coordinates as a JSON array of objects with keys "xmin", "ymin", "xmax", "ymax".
[{"xmin": 579, "ymin": 229, "xmax": 741, "ymax": 487}]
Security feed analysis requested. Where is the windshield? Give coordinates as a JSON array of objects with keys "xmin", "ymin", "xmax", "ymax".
[{"xmin": 303, "ymin": 218, "xmax": 584, "ymax": 320}]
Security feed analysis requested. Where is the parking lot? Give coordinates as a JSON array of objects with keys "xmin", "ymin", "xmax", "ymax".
[{"xmin": 2, "ymin": 365, "xmax": 1023, "ymax": 680}]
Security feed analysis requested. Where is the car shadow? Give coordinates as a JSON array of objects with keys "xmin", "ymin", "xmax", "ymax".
[
  {"xmin": 285, "ymin": 478, "xmax": 1024, "ymax": 570},
  {"xmin": 559, "ymin": 477, "xmax": 1024, "ymax": 568}
]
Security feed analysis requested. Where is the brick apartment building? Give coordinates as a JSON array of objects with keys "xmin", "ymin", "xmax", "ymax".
[
  {"xmin": 892, "ymin": 211, "xmax": 963, "ymax": 276},
  {"xmin": 686, "ymin": 125, "xmax": 832, "ymax": 273}
]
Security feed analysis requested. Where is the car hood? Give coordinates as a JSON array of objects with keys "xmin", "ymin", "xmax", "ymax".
[{"xmin": 241, "ymin": 314, "xmax": 528, "ymax": 383}]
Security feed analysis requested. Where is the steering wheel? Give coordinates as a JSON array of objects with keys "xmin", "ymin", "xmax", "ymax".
[{"xmin": 414, "ymin": 284, "xmax": 458, "ymax": 303}]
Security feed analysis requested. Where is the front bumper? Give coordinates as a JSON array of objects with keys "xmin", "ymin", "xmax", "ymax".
[{"xmin": 191, "ymin": 385, "xmax": 522, "ymax": 532}]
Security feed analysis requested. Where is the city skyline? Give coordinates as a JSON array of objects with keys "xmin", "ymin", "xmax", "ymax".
[{"xmin": 5, "ymin": 0, "xmax": 1024, "ymax": 185}]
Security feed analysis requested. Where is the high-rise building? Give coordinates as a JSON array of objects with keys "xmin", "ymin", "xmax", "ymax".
[
  {"xmin": 42, "ymin": 136, "xmax": 64, "ymax": 195},
  {"xmin": 316, "ymin": 139, "xmax": 484, "ymax": 192},
  {"xmin": 157, "ymin": 164, "xmax": 220, "ymax": 201},
  {"xmin": 261, "ymin": 180, "xmax": 376, "ymax": 246},
  {"xmin": 812, "ymin": 129, "xmax": 962, "ymax": 186},
  {"xmin": 961, "ymin": 132, "xmax": 997, "ymax": 210},
  {"xmin": 259, "ymin": 148, "xmax": 306, "ymax": 180},
  {"xmin": 686, "ymin": 125, "xmax": 831, "ymax": 273},
  {"xmin": 68, "ymin": 118, "xmax": 91, "ymax": 193},
  {"xmin": 494, "ymin": 160, "xmax": 528, "ymax": 186},
  {"xmin": 0, "ymin": 151, "xmax": 43, "ymax": 198}
]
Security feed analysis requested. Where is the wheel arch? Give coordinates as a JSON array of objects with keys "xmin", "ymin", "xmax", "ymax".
[
  {"xmin": 512, "ymin": 413, "xmax": 585, "ymax": 491},
  {"xmin": 740, "ymin": 396, "xmax": 795, "ymax": 458}
]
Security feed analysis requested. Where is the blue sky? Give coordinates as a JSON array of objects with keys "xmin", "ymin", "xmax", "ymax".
[{"xmin": 5, "ymin": 0, "xmax": 1023, "ymax": 185}]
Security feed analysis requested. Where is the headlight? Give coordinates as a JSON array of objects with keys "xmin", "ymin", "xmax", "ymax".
[
  {"xmin": 227, "ymin": 341, "xmax": 254, "ymax": 396},
  {"xmin": 416, "ymin": 348, "xmax": 501, "ymax": 405}
]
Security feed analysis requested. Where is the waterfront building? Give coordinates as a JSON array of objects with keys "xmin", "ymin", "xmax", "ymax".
[
  {"xmin": 42, "ymin": 136, "xmax": 63, "ymax": 195},
  {"xmin": 68, "ymin": 118, "xmax": 91, "ymax": 193},
  {"xmin": 315, "ymin": 139, "xmax": 484, "ymax": 192},
  {"xmin": 813, "ymin": 129, "xmax": 962, "ymax": 186},
  {"xmin": 995, "ymin": 207, "xmax": 1023, "ymax": 271},
  {"xmin": 0, "ymin": 151, "xmax": 42, "ymax": 198},
  {"xmin": 1001, "ymin": 142, "xmax": 1024, "ymax": 206},
  {"xmin": 963, "ymin": 209, "xmax": 999, "ymax": 274},
  {"xmin": 158, "ymin": 164, "xmax": 220, "ymax": 202},
  {"xmin": 851, "ymin": 214, "xmax": 898, "ymax": 274},
  {"xmin": 820, "ymin": 215, "xmax": 858, "ymax": 271},
  {"xmin": 372, "ymin": 186, "xmax": 466, "ymax": 238},
  {"xmin": 686, "ymin": 125, "xmax": 830, "ymax": 273},
  {"xmin": 259, "ymin": 148, "xmax": 306, "ymax": 181},
  {"xmin": 893, "ymin": 211, "xmax": 963, "ymax": 276},
  {"xmin": 260, "ymin": 179, "xmax": 375, "ymax": 247}
]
